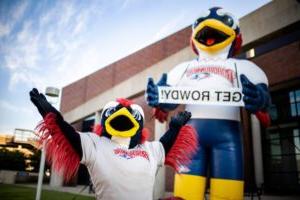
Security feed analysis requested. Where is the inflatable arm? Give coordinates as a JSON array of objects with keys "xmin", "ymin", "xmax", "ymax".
[
  {"xmin": 160, "ymin": 111, "xmax": 198, "ymax": 171},
  {"xmin": 240, "ymin": 74, "xmax": 271, "ymax": 127}
]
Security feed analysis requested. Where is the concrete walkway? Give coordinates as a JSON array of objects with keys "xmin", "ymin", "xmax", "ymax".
[
  {"xmin": 163, "ymin": 192, "xmax": 299, "ymax": 200},
  {"xmin": 18, "ymin": 184, "xmax": 300, "ymax": 199},
  {"xmin": 17, "ymin": 183, "xmax": 94, "ymax": 197}
]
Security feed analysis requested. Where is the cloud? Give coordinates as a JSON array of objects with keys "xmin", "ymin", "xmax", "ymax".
[
  {"xmin": 0, "ymin": 1, "xmax": 28, "ymax": 38},
  {"xmin": 151, "ymin": 11, "xmax": 187, "ymax": 43},
  {"xmin": 8, "ymin": 70, "xmax": 46, "ymax": 91},
  {"xmin": 2, "ymin": 1, "xmax": 103, "ymax": 90},
  {"xmin": 11, "ymin": 1, "xmax": 28, "ymax": 21},
  {"xmin": 0, "ymin": 100, "xmax": 31, "ymax": 114},
  {"xmin": 1, "ymin": 0, "xmax": 127, "ymax": 93},
  {"xmin": 0, "ymin": 23, "xmax": 10, "ymax": 37},
  {"xmin": 120, "ymin": 0, "xmax": 139, "ymax": 10}
]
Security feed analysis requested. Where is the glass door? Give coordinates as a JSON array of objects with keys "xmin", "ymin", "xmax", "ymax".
[{"xmin": 262, "ymin": 88, "xmax": 300, "ymax": 193}]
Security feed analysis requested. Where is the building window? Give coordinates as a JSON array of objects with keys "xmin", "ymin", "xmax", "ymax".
[
  {"xmin": 269, "ymin": 88, "xmax": 300, "ymax": 123},
  {"xmin": 82, "ymin": 115, "xmax": 95, "ymax": 132},
  {"xmin": 289, "ymin": 89, "xmax": 300, "ymax": 117},
  {"xmin": 269, "ymin": 132, "xmax": 282, "ymax": 159},
  {"xmin": 269, "ymin": 104, "xmax": 278, "ymax": 121},
  {"xmin": 293, "ymin": 129, "xmax": 300, "ymax": 183}
]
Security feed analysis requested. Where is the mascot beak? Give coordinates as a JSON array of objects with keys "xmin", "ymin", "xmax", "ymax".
[
  {"xmin": 192, "ymin": 18, "xmax": 236, "ymax": 53},
  {"xmin": 105, "ymin": 107, "xmax": 140, "ymax": 137}
]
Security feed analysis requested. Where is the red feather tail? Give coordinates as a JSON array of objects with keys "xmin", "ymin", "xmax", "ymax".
[
  {"xmin": 36, "ymin": 113, "xmax": 80, "ymax": 182},
  {"xmin": 165, "ymin": 125, "xmax": 198, "ymax": 172},
  {"xmin": 255, "ymin": 111, "xmax": 271, "ymax": 128},
  {"xmin": 153, "ymin": 108, "xmax": 168, "ymax": 123}
]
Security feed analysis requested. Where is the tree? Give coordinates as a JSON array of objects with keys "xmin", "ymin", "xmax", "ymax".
[
  {"xmin": 0, "ymin": 148, "xmax": 26, "ymax": 171},
  {"xmin": 28, "ymin": 149, "xmax": 41, "ymax": 172}
]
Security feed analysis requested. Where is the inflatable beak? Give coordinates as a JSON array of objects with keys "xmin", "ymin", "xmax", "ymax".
[{"xmin": 192, "ymin": 19, "xmax": 236, "ymax": 53}]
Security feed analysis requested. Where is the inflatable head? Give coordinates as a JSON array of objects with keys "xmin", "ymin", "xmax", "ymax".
[{"xmin": 191, "ymin": 7, "xmax": 242, "ymax": 57}]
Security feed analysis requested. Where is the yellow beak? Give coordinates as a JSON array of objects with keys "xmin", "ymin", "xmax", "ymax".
[
  {"xmin": 192, "ymin": 19, "xmax": 236, "ymax": 53},
  {"xmin": 105, "ymin": 107, "xmax": 140, "ymax": 137}
]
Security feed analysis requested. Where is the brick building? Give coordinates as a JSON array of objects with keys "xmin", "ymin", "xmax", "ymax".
[{"xmin": 59, "ymin": 0, "xmax": 300, "ymax": 196}]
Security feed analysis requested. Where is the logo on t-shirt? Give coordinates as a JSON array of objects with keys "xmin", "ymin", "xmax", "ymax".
[
  {"xmin": 186, "ymin": 66, "xmax": 235, "ymax": 84},
  {"xmin": 114, "ymin": 148, "xmax": 149, "ymax": 160}
]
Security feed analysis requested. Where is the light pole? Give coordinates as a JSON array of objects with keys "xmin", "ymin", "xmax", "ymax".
[{"xmin": 35, "ymin": 87, "xmax": 60, "ymax": 200}]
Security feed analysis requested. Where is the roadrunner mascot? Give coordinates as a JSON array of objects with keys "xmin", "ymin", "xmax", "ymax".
[
  {"xmin": 146, "ymin": 7, "xmax": 270, "ymax": 200},
  {"xmin": 30, "ymin": 89, "xmax": 198, "ymax": 200}
]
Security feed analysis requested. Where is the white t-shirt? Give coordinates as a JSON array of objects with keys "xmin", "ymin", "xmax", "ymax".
[
  {"xmin": 167, "ymin": 58, "xmax": 268, "ymax": 121},
  {"xmin": 80, "ymin": 132, "xmax": 165, "ymax": 200}
]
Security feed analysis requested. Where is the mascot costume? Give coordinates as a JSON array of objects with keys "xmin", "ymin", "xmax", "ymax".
[
  {"xmin": 146, "ymin": 7, "xmax": 270, "ymax": 200},
  {"xmin": 29, "ymin": 89, "xmax": 198, "ymax": 200}
]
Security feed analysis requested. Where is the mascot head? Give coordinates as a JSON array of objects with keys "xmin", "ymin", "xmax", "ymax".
[
  {"xmin": 191, "ymin": 7, "xmax": 242, "ymax": 58},
  {"xmin": 95, "ymin": 98, "xmax": 148, "ymax": 148}
]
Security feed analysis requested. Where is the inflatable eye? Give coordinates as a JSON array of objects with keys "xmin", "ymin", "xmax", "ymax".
[
  {"xmin": 223, "ymin": 15, "xmax": 234, "ymax": 27},
  {"xmin": 132, "ymin": 109, "xmax": 142, "ymax": 121},
  {"xmin": 217, "ymin": 9, "xmax": 238, "ymax": 29},
  {"xmin": 216, "ymin": 8, "xmax": 226, "ymax": 16},
  {"xmin": 105, "ymin": 107, "xmax": 115, "ymax": 117}
]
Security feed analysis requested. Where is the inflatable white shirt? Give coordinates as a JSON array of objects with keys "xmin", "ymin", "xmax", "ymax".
[{"xmin": 166, "ymin": 58, "xmax": 268, "ymax": 121}]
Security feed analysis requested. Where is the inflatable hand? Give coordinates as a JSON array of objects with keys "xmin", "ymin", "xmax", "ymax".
[
  {"xmin": 240, "ymin": 74, "xmax": 270, "ymax": 113},
  {"xmin": 146, "ymin": 73, "xmax": 168, "ymax": 107},
  {"xmin": 29, "ymin": 88, "xmax": 59, "ymax": 118}
]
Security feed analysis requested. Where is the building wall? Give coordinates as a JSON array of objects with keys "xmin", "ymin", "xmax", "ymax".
[
  {"xmin": 253, "ymin": 41, "xmax": 300, "ymax": 86},
  {"xmin": 61, "ymin": 27, "xmax": 192, "ymax": 114},
  {"xmin": 62, "ymin": 46, "xmax": 195, "ymax": 124},
  {"xmin": 240, "ymin": 0, "xmax": 300, "ymax": 46}
]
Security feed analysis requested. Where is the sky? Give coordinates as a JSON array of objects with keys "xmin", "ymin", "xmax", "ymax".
[{"xmin": 0, "ymin": 0, "xmax": 271, "ymax": 135}]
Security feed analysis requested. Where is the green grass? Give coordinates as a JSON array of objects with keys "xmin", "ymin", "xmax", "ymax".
[{"xmin": 0, "ymin": 184, "xmax": 95, "ymax": 200}]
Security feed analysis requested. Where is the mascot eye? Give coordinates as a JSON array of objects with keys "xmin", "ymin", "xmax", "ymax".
[
  {"xmin": 105, "ymin": 107, "xmax": 115, "ymax": 117},
  {"xmin": 222, "ymin": 15, "xmax": 234, "ymax": 27},
  {"xmin": 132, "ymin": 109, "xmax": 142, "ymax": 121}
]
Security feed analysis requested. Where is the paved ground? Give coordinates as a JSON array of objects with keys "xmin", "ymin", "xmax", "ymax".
[
  {"xmin": 19, "ymin": 184, "xmax": 300, "ymax": 199},
  {"xmin": 242, "ymin": 196, "xmax": 299, "ymax": 200},
  {"xmin": 163, "ymin": 192, "xmax": 299, "ymax": 200},
  {"xmin": 18, "ymin": 184, "xmax": 94, "ymax": 197}
]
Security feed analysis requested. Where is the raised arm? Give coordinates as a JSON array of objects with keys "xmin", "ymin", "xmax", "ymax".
[{"xmin": 30, "ymin": 88, "xmax": 83, "ymax": 159}]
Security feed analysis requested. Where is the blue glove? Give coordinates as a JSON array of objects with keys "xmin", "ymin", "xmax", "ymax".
[
  {"xmin": 146, "ymin": 73, "xmax": 178, "ymax": 111},
  {"xmin": 240, "ymin": 74, "xmax": 270, "ymax": 113}
]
